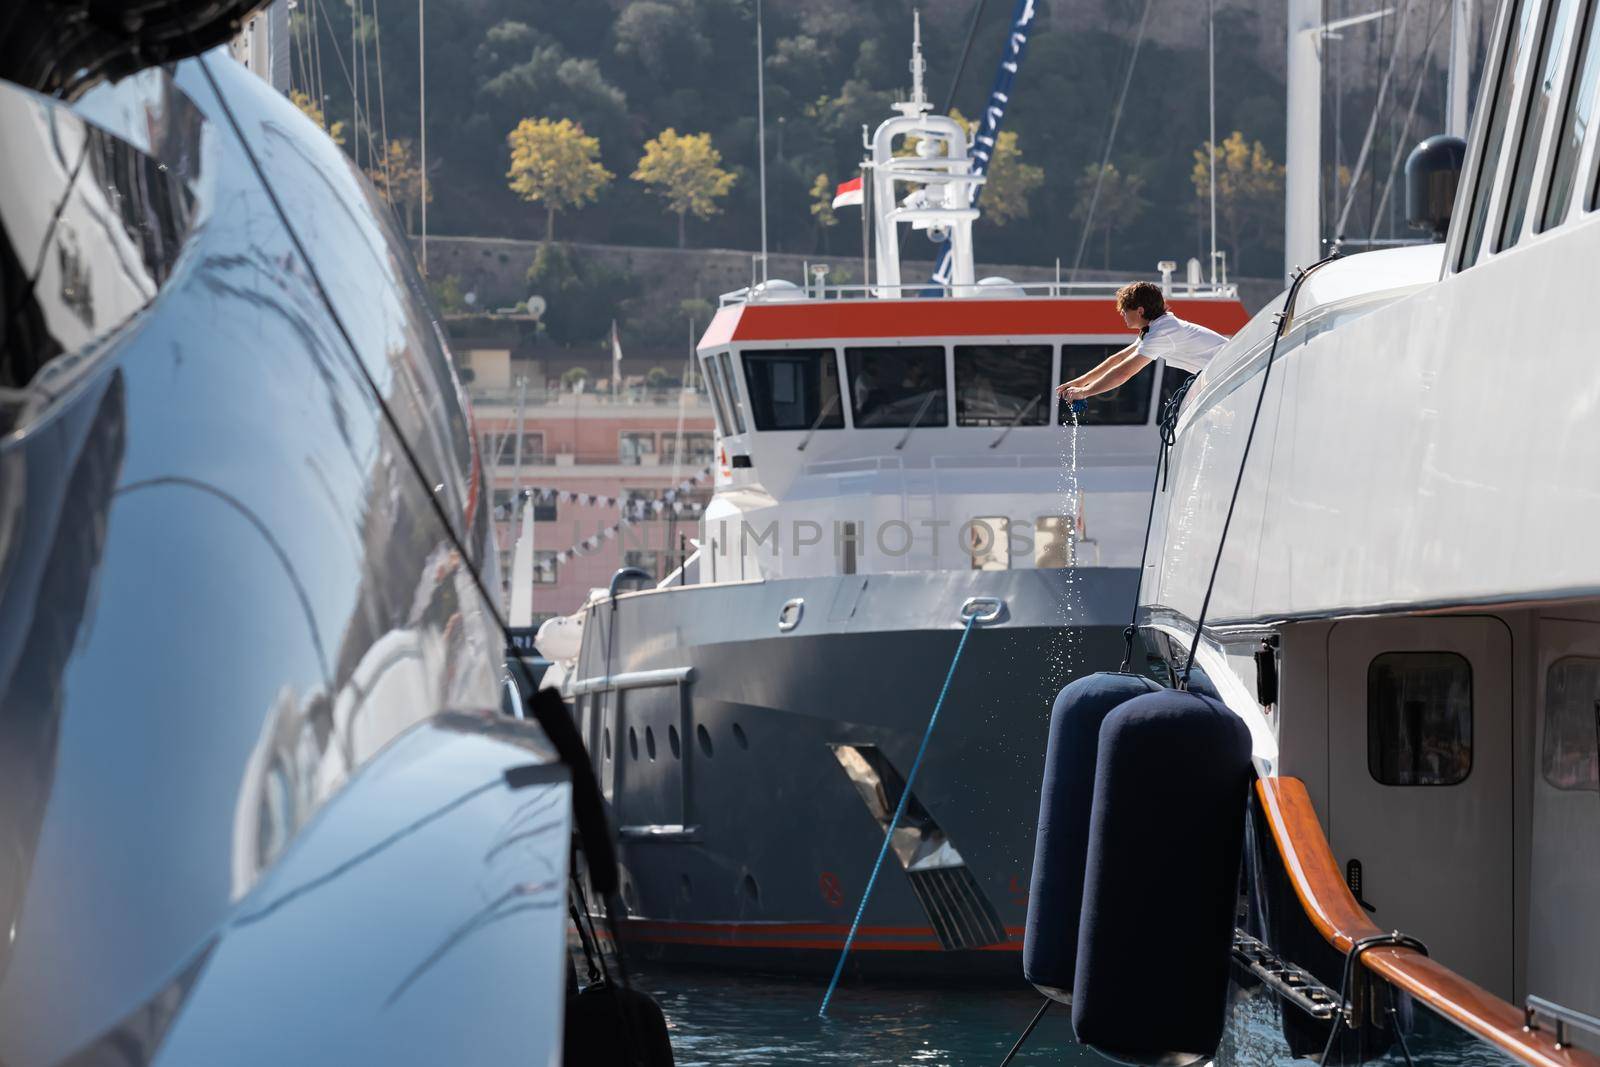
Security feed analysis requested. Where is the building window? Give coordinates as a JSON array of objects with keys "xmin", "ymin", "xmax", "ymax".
[
  {"xmin": 533, "ymin": 550, "xmax": 559, "ymax": 584},
  {"xmin": 1461, "ymin": 0, "xmax": 1540, "ymax": 266},
  {"xmin": 492, "ymin": 489, "xmax": 555, "ymax": 522},
  {"xmin": 1059, "ymin": 344, "xmax": 1154, "ymax": 425},
  {"xmin": 741, "ymin": 348, "xmax": 844, "ymax": 431},
  {"xmin": 967, "ymin": 516, "xmax": 1010, "ymax": 571},
  {"xmin": 954, "ymin": 345, "xmax": 1051, "ymax": 427},
  {"xmin": 1546, "ymin": 0, "xmax": 1600, "ymax": 227},
  {"xmin": 619, "ymin": 432, "xmax": 657, "ymax": 465},
  {"xmin": 1367, "ymin": 652, "xmax": 1473, "ymax": 786},
  {"xmin": 1543, "ymin": 657, "xmax": 1600, "ymax": 791},
  {"xmin": 845, "ymin": 346, "xmax": 948, "ymax": 428},
  {"xmin": 482, "ymin": 431, "xmax": 544, "ymax": 466},
  {"xmin": 663, "ymin": 431, "xmax": 715, "ymax": 466},
  {"xmin": 1497, "ymin": 0, "xmax": 1584, "ymax": 252}
]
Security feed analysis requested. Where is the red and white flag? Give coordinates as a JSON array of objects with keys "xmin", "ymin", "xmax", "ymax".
[{"xmin": 831, "ymin": 175, "xmax": 863, "ymax": 209}]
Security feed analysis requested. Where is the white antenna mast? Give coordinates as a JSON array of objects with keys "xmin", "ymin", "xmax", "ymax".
[
  {"xmin": 755, "ymin": 0, "xmax": 769, "ymax": 282},
  {"xmin": 894, "ymin": 11, "xmax": 932, "ymax": 117}
]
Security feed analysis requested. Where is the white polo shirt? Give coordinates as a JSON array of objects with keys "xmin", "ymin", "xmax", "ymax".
[{"xmin": 1135, "ymin": 313, "xmax": 1226, "ymax": 374}]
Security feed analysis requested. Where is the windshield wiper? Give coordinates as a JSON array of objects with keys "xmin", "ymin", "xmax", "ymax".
[
  {"xmin": 894, "ymin": 392, "xmax": 938, "ymax": 451},
  {"xmin": 988, "ymin": 393, "xmax": 1043, "ymax": 449},
  {"xmin": 797, "ymin": 393, "xmax": 841, "ymax": 451}
]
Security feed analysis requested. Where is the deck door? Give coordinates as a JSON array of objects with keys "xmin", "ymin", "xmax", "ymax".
[
  {"xmin": 1326, "ymin": 616, "xmax": 1514, "ymax": 995},
  {"xmin": 1528, "ymin": 619, "xmax": 1600, "ymax": 1032}
]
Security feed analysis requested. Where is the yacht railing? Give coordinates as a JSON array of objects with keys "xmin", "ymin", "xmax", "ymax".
[{"xmin": 720, "ymin": 279, "xmax": 1239, "ymax": 307}]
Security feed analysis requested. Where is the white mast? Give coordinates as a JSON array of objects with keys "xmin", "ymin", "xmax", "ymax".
[
  {"xmin": 1285, "ymin": 0, "xmax": 1323, "ymax": 281},
  {"xmin": 755, "ymin": 0, "xmax": 769, "ymax": 283},
  {"xmin": 866, "ymin": 13, "xmax": 981, "ymax": 295},
  {"xmin": 1446, "ymin": 0, "xmax": 1472, "ymax": 137}
]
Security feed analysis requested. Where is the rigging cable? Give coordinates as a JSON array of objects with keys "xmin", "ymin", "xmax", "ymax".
[
  {"xmin": 819, "ymin": 610, "xmax": 983, "ymax": 1017},
  {"xmin": 1181, "ymin": 252, "xmax": 1340, "ymax": 689},
  {"xmin": 372, "ymin": 0, "xmax": 394, "ymax": 199},
  {"xmin": 942, "ymin": 0, "xmax": 992, "ymax": 115},
  {"xmin": 1068, "ymin": 0, "xmax": 1155, "ymax": 280},
  {"xmin": 1336, "ymin": 0, "xmax": 1416, "ymax": 240},
  {"xmin": 1370, "ymin": 0, "xmax": 1451, "ymax": 237}
]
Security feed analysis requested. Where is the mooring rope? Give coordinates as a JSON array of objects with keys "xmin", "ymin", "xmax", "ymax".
[{"xmin": 819, "ymin": 610, "xmax": 983, "ymax": 1017}]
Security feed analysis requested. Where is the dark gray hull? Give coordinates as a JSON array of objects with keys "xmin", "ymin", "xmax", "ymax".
[{"xmin": 571, "ymin": 567, "xmax": 1140, "ymax": 983}]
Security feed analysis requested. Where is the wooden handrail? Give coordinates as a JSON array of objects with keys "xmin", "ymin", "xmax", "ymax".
[{"xmin": 1255, "ymin": 777, "xmax": 1600, "ymax": 1067}]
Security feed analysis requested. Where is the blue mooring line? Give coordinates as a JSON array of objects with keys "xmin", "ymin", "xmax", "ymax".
[{"xmin": 818, "ymin": 612, "xmax": 982, "ymax": 1018}]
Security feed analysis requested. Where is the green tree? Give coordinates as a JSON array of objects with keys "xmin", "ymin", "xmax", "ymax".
[
  {"xmin": 632, "ymin": 128, "xmax": 737, "ymax": 247},
  {"xmin": 982, "ymin": 128, "xmax": 1046, "ymax": 226},
  {"xmin": 527, "ymin": 243, "xmax": 639, "ymax": 345},
  {"xmin": 289, "ymin": 89, "xmax": 344, "ymax": 145},
  {"xmin": 809, "ymin": 172, "xmax": 838, "ymax": 251},
  {"xmin": 506, "ymin": 118, "xmax": 614, "ymax": 242},
  {"xmin": 1192, "ymin": 131, "xmax": 1284, "ymax": 273},
  {"xmin": 366, "ymin": 138, "xmax": 432, "ymax": 234},
  {"xmin": 561, "ymin": 366, "xmax": 590, "ymax": 390},
  {"xmin": 1072, "ymin": 162, "xmax": 1147, "ymax": 269}
]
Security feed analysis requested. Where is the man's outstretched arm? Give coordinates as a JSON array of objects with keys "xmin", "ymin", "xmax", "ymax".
[
  {"xmin": 1055, "ymin": 340, "xmax": 1138, "ymax": 398},
  {"xmin": 1058, "ymin": 348, "xmax": 1150, "ymax": 401}
]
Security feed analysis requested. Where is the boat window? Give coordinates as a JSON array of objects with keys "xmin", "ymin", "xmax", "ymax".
[
  {"xmin": 1498, "ymin": 0, "xmax": 1584, "ymax": 252},
  {"xmin": 718, "ymin": 352, "xmax": 748, "ymax": 434},
  {"xmin": 1367, "ymin": 651, "xmax": 1473, "ymax": 786},
  {"xmin": 741, "ymin": 348, "xmax": 845, "ymax": 431},
  {"xmin": 1542, "ymin": 657, "xmax": 1600, "ymax": 790},
  {"xmin": 1158, "ymin": 365, "xmax": 1195, "ymax": 419},
  {"xmin": 954, "ymin": 345, "xmax": 1051, "ymax": 427},
  {"xmin": 701, "ymin": 356, "xmax": 731, "ymax": 434},
  {"xmin": 967, "ymin": 517, "xmax": 1009, "ymax": 570},
  {"xmin": 1461, "ymin": 0, "xmax": 1540, "ymax": 267},
  {"xmin": 844, "ymin": 346, "xmax": 949, "ymax": 428},
  {"xmin": 1058, "ymin": 344, "xmax": 1154, "ymax": 425},
  {"xmin": 1546, "ymin": 0, "xmax": 1600, "ymax": 228}
]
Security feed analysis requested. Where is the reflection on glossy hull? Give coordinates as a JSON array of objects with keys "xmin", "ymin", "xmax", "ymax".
[{"xmin": 0, "ymin": 56, "xmax": 568, "ymax": 1066}]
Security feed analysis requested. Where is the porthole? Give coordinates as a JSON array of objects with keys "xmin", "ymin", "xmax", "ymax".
[
  {"xmin": 732, "ymin": 722, "xmax": 749, "ymax": 750},
  {"xmin": 741, "ymin": 873, "xmax": 760, "ymax": 903},
  {"xmin": 628, "ymin": 727, "xmax": 639, "ymax": 761},
  {"xmin": 697, "ymin": 723, "xmax": 715, "ymax": 757},
  {"xmin": 680, "ymin": 874, "xmax": 693, "ymax": 901},
  {"xmin": 645, "ymin": 726, "xmax": 657, "ymax": 761},
  {"xmin": 603, "ymin": 727, "xmax": 612, "ymax": 760},
  {"xmin": 668, "ymin": 724, "xmax": 682, "ymax": 759}
]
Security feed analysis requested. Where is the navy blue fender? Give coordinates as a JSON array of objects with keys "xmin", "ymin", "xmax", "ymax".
[
  {"xmin": 1022, "ymin": 672, "xmax": 1160, "ymax": 999},
  {"xmin": 1071, "ymin": 690, "xmax": 1253, "ymax": 1064}
]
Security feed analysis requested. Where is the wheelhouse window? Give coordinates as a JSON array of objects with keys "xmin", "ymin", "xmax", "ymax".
[
  {"xmin": 701, "ymin": 355, "xmax": 731, "ymax": 434},
  {"xmin": 718, "ymin": 352, "xmax": 748, "ymax": 433},
  {"xmin": 954, "ymin": 345, "xmax": 1051, "ymax": 427},
  {"xmin": 741, "ymin": 348, "xmax": 844, "ymax": 431},
  {"xmin": 1367, "ymin": 652, "xmax": 1473, "ymax": 786},
  {"xmin": 1542, "ymin": 657, "xmax": 1600, "ymax": 790},
  {"xmin": 1059, "ymin": 344, "xmax": 1153, "ymax": 425},
  {"xmin": 1545, "ymin": 0, "xmax": 1600, "ymax": 229},
  {"xmin": 845, "ymin": 346, "xmax": 948, "ymax": 428},
  {"xmin": 1461, "ymin": 0, "xmax": 1540, "ymax": 267},
  {"xmin": 1497, "ymin": 0, "xmax": 1583, "ymax": 252}
]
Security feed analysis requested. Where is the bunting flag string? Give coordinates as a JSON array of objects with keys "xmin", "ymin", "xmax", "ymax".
[{"xmin": 505, "ymin": 466, "xmax": 713, "ymax": 575}]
